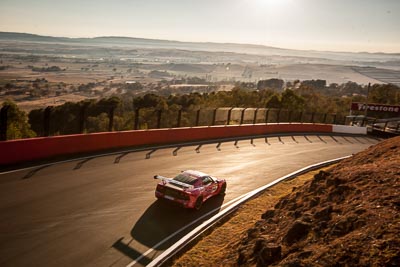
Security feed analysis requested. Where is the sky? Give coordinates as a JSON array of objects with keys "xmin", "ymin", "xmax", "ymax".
[{"xmin": 0, "ymin": 0, "xmax": 399, "ymax": 53}]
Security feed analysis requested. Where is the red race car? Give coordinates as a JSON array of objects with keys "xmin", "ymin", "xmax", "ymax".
[{"xmin": 154, "ymin": 170, "xmax": 227, "ymax": 210}]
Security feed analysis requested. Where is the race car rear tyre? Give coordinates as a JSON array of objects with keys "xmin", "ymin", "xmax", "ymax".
[
  {"xmin": 219, "ymin": 183, "xmax": 226, "ymax": 195},
  {"xmin": 194, "ymin": 196, "xmax": 203, "ymax": 210}
]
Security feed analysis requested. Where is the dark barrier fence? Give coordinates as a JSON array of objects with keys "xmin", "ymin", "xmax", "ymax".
[{"xmin": 0, "ymin": 105, "xmax": 348, "ymax": 141}]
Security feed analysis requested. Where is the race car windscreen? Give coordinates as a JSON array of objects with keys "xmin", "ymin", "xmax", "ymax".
[{"xmin": 173, "ymin": 174, "xmax": 198, "ymax": 185}]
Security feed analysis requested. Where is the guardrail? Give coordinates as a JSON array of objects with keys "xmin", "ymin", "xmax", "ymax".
[
  {"xmin": 0, "ymin": 123, "xmax": 336, "ymax": 166},
  {"xmin": 0, "ymin": 120, "xmax": 370, "ymax": 167}
]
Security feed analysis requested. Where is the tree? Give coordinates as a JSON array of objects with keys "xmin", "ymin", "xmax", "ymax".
[
  {"xmin": 280, "ymin": 89, "xmax": 305, "ymax": 110},
  {"xmin": 302, "ymin": 79, "xmax": 326, "ymax": 90},
  {"xmin": 369, "ymin": 84, "xmax": 400, "ymax": 105},
  {"xmin": 265, "ymin": 94, "xmax": 281, "ymax": 108},
  {"xmin": 133, "ymin": 94, "xmax": 167, "ymax": 109},
  {"xmin": 2, "ymin": 100, "xmax": 36, "ymax": 140}
]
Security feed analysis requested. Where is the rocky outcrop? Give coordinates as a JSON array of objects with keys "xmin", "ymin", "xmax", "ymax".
[{"xmin": 237, "ymin": 136, "xmax": 400, "ymax": 266}]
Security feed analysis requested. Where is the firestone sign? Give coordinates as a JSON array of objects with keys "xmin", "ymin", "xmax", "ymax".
[{"xmin": 351, "ymin": 102, "xmax": 400, "ymax": 114}]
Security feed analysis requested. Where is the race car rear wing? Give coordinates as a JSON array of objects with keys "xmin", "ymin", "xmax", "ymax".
[{"xmin": 154, "ymin": 175, "xmax": 194, "ymax": 189}]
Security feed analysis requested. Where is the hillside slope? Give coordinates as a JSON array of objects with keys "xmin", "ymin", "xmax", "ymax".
[{"xmin": 238, "ymin": 136, "xmax": 400, "ymax": 266}]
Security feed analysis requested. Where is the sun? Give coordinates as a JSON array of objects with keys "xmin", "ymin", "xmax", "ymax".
[{"xmin": 254, "ymin": 0, "xmax": 292, "ymax": 9}]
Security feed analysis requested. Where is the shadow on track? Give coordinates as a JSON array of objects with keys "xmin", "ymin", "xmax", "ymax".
[
  {"xmin": 132, "ymin": 195, "xmax": 225, "ymax": 249},
  {"xmin": 114, "ymin": 152, "xmax": 130, "ymax": 164},
  {"xmin": 73, "ymin": 157, "xmax": 95, "ymax": 170},
  {"xmin": 317, "ymin": 135, "xmax": 328, "ymax": 144},
  {"xmin": 113, "ymin": 195, "xmax": 225, "ymax": 265},
  {"xmin": 22, "ymin": 164, "xmax": 51, "ymax": 179}
]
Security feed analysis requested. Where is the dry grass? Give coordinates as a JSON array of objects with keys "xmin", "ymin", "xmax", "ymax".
[{"xmin": 172, "ymin": 166, "xmax": 334, "ymax": 267}]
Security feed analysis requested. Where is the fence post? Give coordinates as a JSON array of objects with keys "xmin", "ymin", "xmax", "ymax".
[
  {"xmin": 253, "ymin": 108, "xmax": 259, "ymax": 124},
  {"xmin": 240, "ymin": 108, "xmax": 246, "ymax": 125},
  {"xmin": 195, "ymin": 109, "xmax": 200, "ymax": 126},
  {"xmin": 265, "ymin": 109, "xmax": 270, "ymax": 124},
  {"xmin": 0, "ymin": 105, "xmax": 10, "ymax": 141},
  {"xmin": 134, "ymin": 108, "xmax": 140, "ymax": 130},
  {"xmin": 323, "ymin": 113, "xmax": 327, "ymax": 124},
  {"xmin": 288, "ymin": 110, "xmax": 292, "ymax": 124},
  {"xmin": 311, "ymin": 112, "xmax": 315, "ymax": 124},
  {"xmin": 299, "ymin": 111, "xmax": 303, "ymax": 123},
  {"xmin": 277, "ymin": 109, "xmax": 281, "ymax": 123},
  {"xmin": 226, "ymin": 107, "xmax": 233, "ymax": 125},
  {"xmin": 212, "ymin": 108, "xmax": 218, "ymax": 126},
  {"xmin": 43, "ymin": 106, "xmax": 52, "ymax": 137},
  {"xmin": 157, "ymin": 110, "xmax": 162, "ymax": 129},
  {"xmin": 333, "ymin": 114, "xmax": 337, "ymax": 125},
  {"xmin": 177, "ymin": 109, "xmax": 182, "ymax": 128},
  {"xmin": 108, "ymin": 106, "xmax": 115, "ymax": 132}
]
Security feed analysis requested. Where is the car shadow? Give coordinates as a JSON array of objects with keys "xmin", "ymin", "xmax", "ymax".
[
  {"xmin": 113, "ymin": 194, "xmax": 225, "ymax": 265},
  {"xmin": 132, "ymin": 195, "xmax": 225, "ymax": 249}
]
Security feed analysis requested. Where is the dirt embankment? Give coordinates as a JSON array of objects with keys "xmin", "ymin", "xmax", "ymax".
[
  {"xmin": 172, "ymin": 137, "xmax": 400, "ymax": 267},
  {"xmin": 238, "ymin": 136, "xmax": 400, "ymax": 266}
]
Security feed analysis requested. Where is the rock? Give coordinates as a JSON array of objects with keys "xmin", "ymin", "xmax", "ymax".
[
  {"xmin": 308, "ymin": 197, "xmax": 320, "ymax": 208},
  {"xmin": 331, "ymin": 216, "xmax": 366, "ymax": 237},
  {"xmin": 247, "ymin": 227, "xmax": 259, "ymax": 239},
  {"xmin": 354, "ymin": 208, "xmax": 366, "ymax": 215},
  {"xmin": 314, "ymin": 170, "xmax": 329, "ymax": 182},
  {"xmin": 386, "ymin": 255, "xmax": 400, "ymax": 266},
  {"xmin": 253, "ymin": 238, "xmax": 266, "ymax": 253},
  {"xmin": 261, "ymin": 210, "xmax": 275, "ymax": 220},
  {"xmin": 313, "ymin": 220, "xmax": 328, "ymax": 238},
  {"xmin": 298, "ymin": 250, "xmax": 313, "ymax": 259},
  {"xmin": 282, "ymin": 260, "xmax": 302, "ymax": 267},
  {"xmin": 283, "ymin": 220, "xmax": 311, "ymax": 245},
  {"xmin": 314, "ymin": 205, "xmax": 333, "ymax": 221},
  {"xmin": 237, "ymin": 251, "xmax": 246, "ymax": 265},
  {"xmin": 326, "ymin": 177, "xmax": 345, "ymax": 187},
  {"xmin": 274, "ymin": 197, "xmax": 289, "ymax": 209},
  {"xmin": 287, "ymin": 202, "xmax": 298, "ymax": 211},
  {"xmin": 308, "ymin": 170, "xmax": 329, "ymax": 192},
  {"xmin": 293, "ymin": 210, "xmax": 302, "ymax": 218},
  {"xmin": 327, "ymin": 185, "xmax": 352, "ymax": 202},
  {"xmin": 256, "ymin": 242, "xmax": 282, "ymax": 266}
]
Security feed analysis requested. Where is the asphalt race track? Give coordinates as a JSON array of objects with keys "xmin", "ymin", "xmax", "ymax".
[{"xmin": 0, "ymin": 134, "xmax": 380, "ymax": 267}]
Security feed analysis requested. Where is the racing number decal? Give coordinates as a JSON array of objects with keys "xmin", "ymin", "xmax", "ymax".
[{"xmin": 203, "ymin": 177, "xmax": 218, "ymax": 194}]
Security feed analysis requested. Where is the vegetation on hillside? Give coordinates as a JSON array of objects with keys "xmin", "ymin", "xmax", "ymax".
[{"xmin": 1, "ymin": 80, "xmax": 399, "ymax": 140}]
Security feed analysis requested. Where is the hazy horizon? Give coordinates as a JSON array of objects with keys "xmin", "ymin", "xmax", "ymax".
[{"xmin": 1, "ymin": 0, "xmax": 399, "ymax": 53}]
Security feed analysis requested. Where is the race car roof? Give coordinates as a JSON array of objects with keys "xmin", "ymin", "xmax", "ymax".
[
  {"xmin": 173, "ymin": 170, "xmax": 209, "ymax": 185},
  {"xmin": 183, "ymin": 170, "xmax": 209, "ymax": 178}
]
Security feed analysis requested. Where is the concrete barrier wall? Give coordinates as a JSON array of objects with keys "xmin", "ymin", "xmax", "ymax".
[
  {"xmin": 332, "ymin": 125, "xmax": 367, "ymax": 135},
  {"xmin": 0, "ymin": 123, "xmax": 332, "ymax": 166}
]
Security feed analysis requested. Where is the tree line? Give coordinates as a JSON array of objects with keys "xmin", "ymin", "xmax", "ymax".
[{"xmin": 1, "ymin": 81, "xmax": 399, "ymax": 140}]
